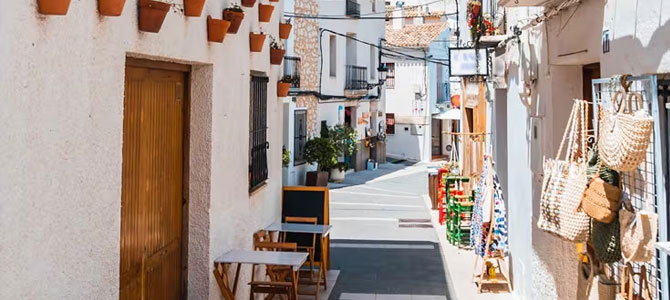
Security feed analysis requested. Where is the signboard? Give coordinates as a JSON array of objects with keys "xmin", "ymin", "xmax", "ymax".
[{"xmin": 449, "ymin": 48, "xmax": 489, "ymax": 77}]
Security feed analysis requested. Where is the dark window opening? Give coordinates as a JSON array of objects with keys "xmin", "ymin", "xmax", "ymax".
[
  {"xmin": 249, "ymin": 76, "xmax": 269, "ymax": 192},
  {"xmin": 294, "ymin": 110, "xmax": 307, "ymax": 165}
]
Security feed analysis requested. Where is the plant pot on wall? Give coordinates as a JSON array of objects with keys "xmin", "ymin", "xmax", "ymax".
[
  {"xmin": 277, "ymin": 81, "xmax": 290, "ymax": 97},
  {"xmin": 306, "ymin": 171, "xmax": 329, "ymax": 186},
  {"xmin": 207, "ymin": 16, "xmax": 231, "ymax": 43},
  {"xmin": 138, "ymin": 0, "xmax": 171, "ymax": 33},
  {"xmin": 279, "ymin": 23, "xmax": 292, "ymax": 39},
  {"xmin": 37, "ymin": 0, "xmax": 72, "ymax": 15},
  {"xmin": 258, "ymin": 4, "xmax": 274, "ymax": 22},
  {"xmin": 270, "ymin": 48, "xmax": 285, "ymax": 65},
  {"xmin": 249, "ymin": 33, "xmax": 266, "ymax": 52},
  {"xmin": 184, "ymin": 0, "xmax": 206, "ymax": 16},
  {"xmin": 223, "ymin": 9, "xmax": 244, "ymax": 34},
  {"xmin": 98, "ymin": 0, "xmax": 126, "ymax": 16},
  {"xmin": 241, "ymin": 0, "xmax": 256, "ymax": 7}
]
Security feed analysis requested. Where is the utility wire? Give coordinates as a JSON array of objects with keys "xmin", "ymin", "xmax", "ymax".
[
  {"xmin": 283, "ymin": 13, "xmax": 455, "ymax": 20},
  {"xmin": 284, "ymin": 0, "xmax": 445, "ymax": 17}
]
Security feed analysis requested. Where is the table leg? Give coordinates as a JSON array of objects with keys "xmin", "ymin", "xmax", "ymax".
[
  {"xmin": 291, "ymin": 268, "xmax": 300, "ymax": 300},
  {"xmin": 233, "ymin": 263, "xmax": 242, "ymax": 296},
  {"xmin": 214, "ymin": 263, "xmax": 236, "ymax": 300},
  {"xmin": 320, "ymin": 235, "xmax": 328, "ymax": 290}
]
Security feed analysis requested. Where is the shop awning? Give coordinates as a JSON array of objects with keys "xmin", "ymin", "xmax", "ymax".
[{"xmin": 432, "ymin": 109, "xmax": 461, "ymax": 120}]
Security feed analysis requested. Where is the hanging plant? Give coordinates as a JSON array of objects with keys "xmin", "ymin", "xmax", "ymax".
[
  {"xmin": 98, "ymin": 0, "xmax": 126, "ymax": 16},
  {"xmin": 223, "ymin": 3, "xmax": 245, "ymax": 34},
  {"xmin": 37, "ymin": 0, "xmax": 72, "ymax": 15},
  {"xmin": 258, "ymin": 4, "xmax": 274, "ymax": 22},
  {"xmin": 466, "ymin": 0, "xmax": 484, "ymax": 44},
  {"xmin": 269, "ymin": 36, "xmax": 285, "ymax": 65},
  {"xmin": 241, "ymin": 0, "xmax": 256, "ymax": 8},
  {"xmin": 249, "ymin": 31, "xmax": 266, "ymax": 52},
  {"xmin": 138, "ymin": 0, "xmax": 173, "ymax": 33},
  {"xmin": 207, "ymin": 15, "xmax": 231, "ymax": 43},
  {"xmin": 184, "ymin": 0, "xmax": 206, "ymax": 16},
  {"xmin": 277, "ymin": 76, "xmax": 292, "ymax": 97},
  {"xmin": 279, "ymin": 18, "xmax": 292, "ymax": 39}
]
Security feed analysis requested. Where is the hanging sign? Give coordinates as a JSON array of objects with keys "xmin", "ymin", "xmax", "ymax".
[{"xmin": 449, "ymin": 48, "xmax": 489, "ymax": 77}]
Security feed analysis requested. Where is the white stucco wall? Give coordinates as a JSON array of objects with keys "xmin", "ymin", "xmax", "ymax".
[{"xmin": 0, "ymin": 1, "xmax": 285, "ymax": 299}]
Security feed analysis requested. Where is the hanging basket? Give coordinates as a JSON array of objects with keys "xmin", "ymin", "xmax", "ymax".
[
  {"xmin": 138, "ymin": 0, "xmax": 171, "ymax": 33},
  {"xmin": 37, "ymin": 0, "xmax": 72, "ymax": 15},
  {"xmin": 241, "ymin": 0, "xmax": 256, "ymax": 7},
  {"xmin": 223, "ymin": 9, "xmax": 244, "ymax": 34},
  {"xmin": 279, "ymin": 23, "xmax": 292, "ymax": 39},
  {"xmin": 270, "ymin": 48, "xmax": 285, "ymax": 65},
  {"xmin": 277, "ymin": 82, "xmax": 290, "ymax": 97},
  {"xmin": 207, "ymin": 16, "xmax": 231, "ymax": 43},
  {"xmin": 249, "ymin": 33, "xmax": 266, "ymax": 52},
  {"xmin": 98, "ymin": 0, "xmax": 126, "ymax": 16},
  {"xmin": 184, "ymin": 0, "xmax": 206, "ymax": 16},
  {"xmin": 258, "ymin": 4, "xmax": 274, "ymax": 23}
]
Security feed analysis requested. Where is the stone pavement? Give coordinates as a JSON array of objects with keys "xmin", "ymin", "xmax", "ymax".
[{"xmin": 325, "ymin": 162, "xmax": 515, "ymax": 300}]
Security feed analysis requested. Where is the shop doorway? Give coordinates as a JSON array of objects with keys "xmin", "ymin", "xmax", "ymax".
[
  {"xmin": 431, "ymin": 119, "xmax": 442, "ymax": 158},
  {"xmin": 120, "ymin": 61, "xmax": 188, "ymax": 300}
]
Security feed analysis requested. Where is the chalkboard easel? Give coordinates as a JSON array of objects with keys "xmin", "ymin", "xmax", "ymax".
[{"xmin": 281, "ymin": 186, "xmax": 330, "ymax": 269}]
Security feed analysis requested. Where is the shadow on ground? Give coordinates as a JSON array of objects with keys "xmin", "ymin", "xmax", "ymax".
[
  {"xmin": 327, "ymin": 239, "xmax": 456, "ymax": 300},
  {"xmin": 329, "ymin": 161, "xmax": 418, "ymax": 190}
]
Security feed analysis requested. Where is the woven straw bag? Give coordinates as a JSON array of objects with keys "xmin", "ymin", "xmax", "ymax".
[
  {"xmin": 579, "ymin": 162, "xmax": 621, "ymax": 223},
  {"xmin": 598, "ymin": 92, "xmax": 653, "ymax": 171},
  {"xmin": 620, "ymin": 263, "xmax": 652, "ymax": 300},
  {"xmin": 619, "ymin": 170, "xmax": 658, "ymax": 263},
  {"xmin": 538, "ymin": 100, "xmax": 590, "ymax": 242}
]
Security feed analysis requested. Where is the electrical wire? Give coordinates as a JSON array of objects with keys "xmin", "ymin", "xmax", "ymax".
[
  {"xmin": 283, "ymin": 13, "xmax": 455, "ymax": 20},
  {"xmin": 284, "ymin": 0, "xmax": 445, "ymax": 17}
]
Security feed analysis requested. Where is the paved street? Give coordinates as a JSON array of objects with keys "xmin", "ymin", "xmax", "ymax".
[{"xmin": 327, "ymin": 163, "xmax": 456, "ymax": 300}]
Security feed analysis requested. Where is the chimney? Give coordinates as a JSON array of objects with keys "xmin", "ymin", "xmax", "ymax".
[{"xmin": 392, "ymin": 3, "xmax": 404, "ymax": 30}]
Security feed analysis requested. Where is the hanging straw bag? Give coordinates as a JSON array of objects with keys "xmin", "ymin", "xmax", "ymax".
[
  {"xmin": 579, "ymin": 162, "xmax": 621, "ymax": 223},
  {"xmin": 598, "ymin": 91, "xmax": 653, "ymax": 171},
  {"xmin": 538, "ymin": 100, "xmax": 590, "ymax": 242},
  {"xmin": 620, "ymin": 263, "xmax": 652, "ymax": 300},
  {"xmin": 619, "ymin": 168, "xmax": 658, "ymax": 263}
]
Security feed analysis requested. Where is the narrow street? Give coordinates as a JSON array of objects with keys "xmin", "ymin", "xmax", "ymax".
[{"xmin": 327, "ymin": 163, "xmax": 454, "ymax": 300}]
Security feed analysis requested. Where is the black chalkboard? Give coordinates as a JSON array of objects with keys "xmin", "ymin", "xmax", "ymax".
[{"xmin": 281, "ymin": 186, "xmax": 330, "ymax": 267}]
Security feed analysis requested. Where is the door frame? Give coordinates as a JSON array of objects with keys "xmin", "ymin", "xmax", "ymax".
[{"xmin": 124, "ymin": 57, "xmax": 192, "ymax": 299}]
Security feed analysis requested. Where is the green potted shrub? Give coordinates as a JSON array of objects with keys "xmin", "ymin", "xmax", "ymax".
[
  {"xmin": 327, "ymin": 124, "xmax": 358, "ymax": 181},
  {"xmin": 303, "ymin": 137, "xmax": 337, "ymax": 186},
  {"xmin": 282, "ymin": 147, "xmax": 291, "ymax": 168}
]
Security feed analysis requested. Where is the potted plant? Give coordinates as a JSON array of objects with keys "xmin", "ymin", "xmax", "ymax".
[
  {"xmin": 277, "ymin": 75, "xmax": 292, "ymax": 97},
  {"xmin": 207, "ymin": 15, "xmax": 231, "ymax": 43},
  {"xmin": 279, "ymin": 18, "xmax": 292, "ymax": 39},
  {"xmin": 223, "ymin": 3, "xmax": 245, "ymax": 34},
  {"xmin": 98, "ymin": 0, "xmax": 126, "ymax": 16},
  {"xmin": 184, "ymin": 0, "xmax": 206, "ymax": 16},
  {"xmin": 138, "ymin": 0, "xmax": 172, "ymax": 33},
  {"xmin": 269, "ymin": 36, "xmax": 285, "ymax": 65},
  {"xmin": 258, "ymin": 3, "xmax": 274, "ymax": 23},
  {"xmin": 38, "ymin": 0, "xmax": 72, "ymax": 15},
  {"xmin": 241, "ymin": 0, "xmax": 256, "ymax": 8},
  {"xmin": 282, "ymin": 147, "xmax": 291, "ymax": 168},
  {"xmin": 303, "ymin": 137, "xmax": 337, "ymax": 186},
  {"xmin": 328, "ymin": 124, "xmax": 358, "ymax": 181},
  {"xmin": 249, "ymin": 31, "xmax": 266, "ymax": 52}
]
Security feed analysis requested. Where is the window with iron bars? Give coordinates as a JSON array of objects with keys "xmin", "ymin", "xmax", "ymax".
[
  {"xmin": 249, "ymin": 76, "xmax": 269, "ymax": 192},
  {"xmin": 294, "ymin": 110, "xmax": 307, "ymax": 165}
]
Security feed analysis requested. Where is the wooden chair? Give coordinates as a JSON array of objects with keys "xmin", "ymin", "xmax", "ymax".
[
  {"xmin": 282, "ymin": 216, "xmax": 318, "ymax": 282},
  {"xmin": 251, "ymin": 233, "xmax": 299, "ymax": 300}
]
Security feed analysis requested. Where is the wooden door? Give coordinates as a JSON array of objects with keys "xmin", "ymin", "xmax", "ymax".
[{"xmin": 120, "ymin": 66, "xmax": 185, "ymax": 300}]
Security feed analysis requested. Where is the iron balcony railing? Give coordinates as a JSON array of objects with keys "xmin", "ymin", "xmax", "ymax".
[
  {"xmin": 346, "ymin": 0, "xmax": 360, "ymax": 17},
  {"xmin": 283, "ymin": 56, "xmax": 301, "ymax": 89},
  {"xmin": 345, "ymin": 65, "xmax": 368, "ymax": 90}
]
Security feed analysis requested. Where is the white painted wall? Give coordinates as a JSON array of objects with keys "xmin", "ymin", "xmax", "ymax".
[{"xmin": 0, "ymin": 1, "xmax": 285, "ymax": 300}]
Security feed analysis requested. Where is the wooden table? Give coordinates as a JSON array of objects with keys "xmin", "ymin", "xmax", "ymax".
[
  {"xmin": 213, "ymin": 250, "xmax": 308, "ymax": 300},
  {"xmin": 265, "ymin": 223, "xmax": 332, "ymax": 299}
]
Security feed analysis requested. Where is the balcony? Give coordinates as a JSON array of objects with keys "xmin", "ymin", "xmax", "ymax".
[
  {"xmin": 346, "ymin": 0, "xmax": 360, "ymax": 17},
  {"xmin": 283, "ymin": 56, "xmax": 301, "ymax": 89},
  {"xmin": 345, "ymin": 65, "xmax": 368, "ymax": 90}
]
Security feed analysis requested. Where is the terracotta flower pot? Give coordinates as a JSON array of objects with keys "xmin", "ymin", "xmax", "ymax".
[
  {"xmin": 184, "ymin": 0, "xmax": 206, "ymax": 17},
  {"xmin": 249, "ymin": 33, "xmax": 266, "ymax": 52},
  {"xmin": 270, "ymin": 48, "xmax": 285, "ymax": 65},
  {"xmin": 241, "ymin": 0, "xmax": 256, "ymax": 7},
  {"xmin": 98, "ymin": 0, "xmax": 126, "ymax": 16},
  {"xmin": 207, "ymin": 16, "xmax": 231, "ymax": 43},
  {"xmin": 277, "ymin": 81, "xmax": 291, "ymax": 97},
  {"xmin": 138, "ymin": 0, "xmax": 171, "ymax": 33},
  {"xmin": 278, "ymin": 23, "xmax": 292, "ymax": 39},
  {"xmin": 223, "ymin": 9, "xmax": 244, "ymax": 34},
  {"xmin": 258, "ymin": 4, "xmax": 274, "ymax": 23},
  {"xmin": 38, "ymin": 0, "xmax": 72, "ymax": 15}
]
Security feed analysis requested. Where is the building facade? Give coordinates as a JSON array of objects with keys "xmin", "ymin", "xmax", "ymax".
[{"xmin": 0, "ymin": 1, "xmax": 287, "ymax": 299}]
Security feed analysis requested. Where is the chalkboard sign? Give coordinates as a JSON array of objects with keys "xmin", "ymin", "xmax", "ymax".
[{"xmin": 281, "ymin": 186, "xmax": 330, "ymax": 268}]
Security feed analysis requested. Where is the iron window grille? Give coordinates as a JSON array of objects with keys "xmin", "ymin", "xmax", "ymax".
[
  {"xmin": 386, "ymin": 63, "xmax": 395, "ymax": 89},
  {"xmin": 293, "ymin": 110, "xmax": 307, "ymax": 165},
  {"xmin": 346, "ymin": 0, "xmax": 360, "ymax": 17},
  {"xmin": 345, "ymin": 65, "xmax": 368, "ymax": 90},
  {"xmin": 249, "ymin": 75, "xmax": 269, "ymax": 192},
  {"xmin": 283, "ymin": 56, "xmax": 301, "ymax": 89}
]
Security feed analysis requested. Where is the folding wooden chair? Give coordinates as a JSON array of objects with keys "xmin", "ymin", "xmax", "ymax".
[
  {"xmin": 251, "ymin": 234, "xmax": 300, "ymax": 300},
  {"xmin": 282, "ymin": 216, "xmax": 318, "ymax": 282}
]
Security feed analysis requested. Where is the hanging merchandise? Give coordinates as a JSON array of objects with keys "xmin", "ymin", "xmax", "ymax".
[
  {"xmin": 620, "ymin": 263, "xmax": 652, "ymax": 300},
  {"xmin": 619, "ymin": 169, "xmax": 658, "ymax": 263},
  {"xmin": 471, "ymin": 156, "xmax": 508, "ymax": 257},
  {"xmin": 580, "ymin": 149, "xmax": 621, "ymax": 223},
  {"xmin": 538, "ymin": 100, "xmax": 590, "ymax": 242},
  {"xmin": 598, "ymin": 90, "xmax": 653, "ymax": 172}
]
